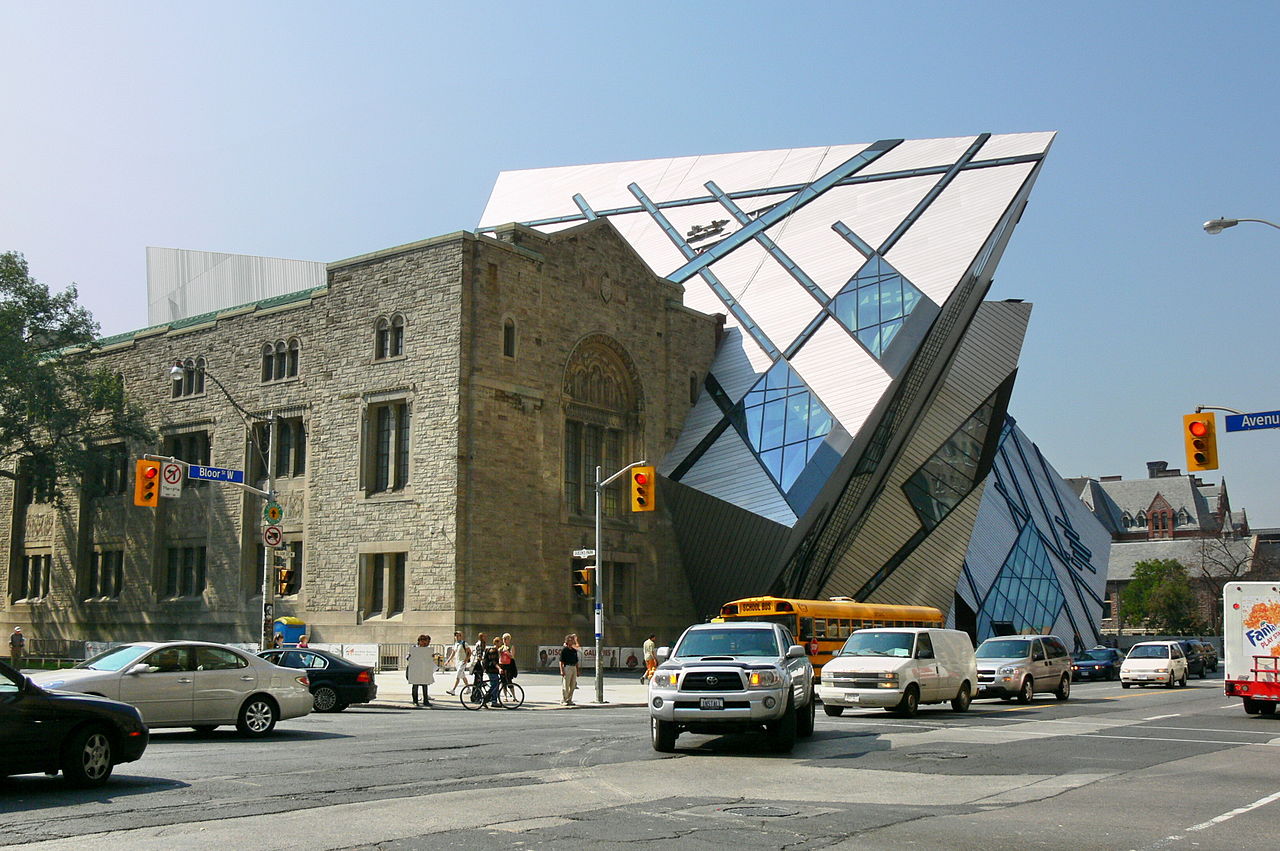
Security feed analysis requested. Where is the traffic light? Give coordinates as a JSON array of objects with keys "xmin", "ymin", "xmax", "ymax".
[
  {"xmin": 1183, "ymin": 413, "xmax": 1219, "ymax": 472},
  {"xmin": 133, "ymin": 459, "xmax": 160, "ymax": 507},
  {"xmin": 630, "ymin": 465, "xmax": 655, "ymax": 512},
  {"xmin": 277, "ymin": 565, "xmax": 294, "ymax": 596},
  {"xmin": 573, "ymin": 565, "xmax": 595, "ymax": 598}
]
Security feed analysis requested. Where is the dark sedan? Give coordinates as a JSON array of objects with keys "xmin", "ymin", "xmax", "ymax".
[
  {"xmin": 1176, "ymin": 640, "xmax": 1208, "ymax": 679},
  {"xmin": 1071, "ymin": 648, "xmax": 1125, "ymax": 681},
  {"xmin": 1, "ymin": 659, "xmax": 148, "ymax": 786},
  {"xmin": 258, "ymin": 648, "xmax": 377, "ymax": 712}
]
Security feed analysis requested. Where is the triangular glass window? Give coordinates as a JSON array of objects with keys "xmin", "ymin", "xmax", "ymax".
[{"xmin": 830, "ymin": 255, "xmax": 925, "ymax": 358}]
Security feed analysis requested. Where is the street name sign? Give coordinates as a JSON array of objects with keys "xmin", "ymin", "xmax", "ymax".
[
  {"xmin": 572, "ymin": 548, "xmax": 596, "ymax": 558},
  {"xmin": 189, "ymin": 464, "xmax": 245, "ymax": 483},
  {"xmin": 160, "ymin": 462, "xmax": 184, "ymax": 499},
  {"xmin": 1224, "ymin": 411, "xmax": 1280, "ymax": 433}
]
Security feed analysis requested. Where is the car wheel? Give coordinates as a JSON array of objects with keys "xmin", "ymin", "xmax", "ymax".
[
  {"xmin": 651, "ymin": 717, "xmax": 677, "ymax": 753},
  {"xmin": 191, "ymin": 725, "xmax": 218, "ymax": 733},
  {"xmin": 313, "ymin": 686, "xmax": 340, "ymax": 713},
  {"xmin": 1016, "ymin": 677, "xmax": 1035, "ymax": 704},
  {"xmin": 1055, "ymin": 675, "xmax": 1071, "ymax": 701},
  {"xmin": 1179, "ymin": 672, "xmax": 1188, "ymax": 688},
  {"xmin": 895, "ymin": 685, "xmax": 920, "ymax": 718},
  {"xmin": 823, "ymin": 704, "xmax": 845, "ymax": 717},
  {"xmin": 1261, "ymin": 702, "xmax": 1278, "ymax": 716},
  {"xmin": 797, "ymin": 695, "xmax": 816, "ymax": 738},
  {"xmin": 236, "ymin": 696, "xmax": 279, "ymax": 737},
  {"xmin": 1244, "ymin": 697, "xmax": 1262, "ymax": 715},
  {"xmin": 951, "ymin": 682, "xmax": 971, "ymax": 712},
  {"xmin": 767, "ymin": 696, "xmax": 798, "ymax": 752},
  {"xmin": 62, "ymin": 726, "xmax": 114, "ymax": 788},
  {"xmin": 1121, "ymin": 682, "xmax": 1131, "ymax": 689}
]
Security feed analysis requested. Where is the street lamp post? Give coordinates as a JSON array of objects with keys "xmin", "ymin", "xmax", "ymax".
[
  {"xmin": 1202, "ymin": 217, "xmax": 1280, "ymax": 235},
  {"xmin": 169, "ymin": 362, "xmax": 277, "ymax": 649},
  {"xmin": 592, "ymin": 459, "xmax": 647, "ymax": 704}
]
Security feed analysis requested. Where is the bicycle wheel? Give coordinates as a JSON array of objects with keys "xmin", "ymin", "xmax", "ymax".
[
  {"xmin": 498, "ymin": 682, "xmax": 525, "ymax": 709},
  {"xmin": 461, "ymin": 683, "xmax": 486, "ymax": 711}
]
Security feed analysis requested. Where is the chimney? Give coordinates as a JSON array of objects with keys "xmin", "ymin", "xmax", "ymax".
[
  {"xmin": 1147, "ymin": 461, "xmax": 1169, "ymax": 479},
  {"xmin": 1100, "ymin": 475, "xmax": 1122, "ymax": 482}
]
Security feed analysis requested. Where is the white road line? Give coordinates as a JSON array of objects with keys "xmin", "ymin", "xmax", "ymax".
[
  {"xmin": 1080, "ymin": 733, "xmax": 1279, "ymax": 746},
  {"xmin": 1143, "ymin": 714, "xmax": 1180, "ymax": 720},
  {"xmin": 1185, "ymin": 788, "xmax": 1280, "ymax": 832},
  {"xmin": 1219, "ymin": 703, "xmax": 1240, "ymax": 709},
  {"xmin": 1137, "ymin": 724, "xmax": 1280, "ymax": 736}
]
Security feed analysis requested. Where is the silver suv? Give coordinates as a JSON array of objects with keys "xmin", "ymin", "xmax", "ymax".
[
  {"xmin": 648, "ymin": 621, "xmax": 815, "ymax": 753},
  {"xmin": 975, "ymin": 634, "xmax": 1073, "ymax": 703}
]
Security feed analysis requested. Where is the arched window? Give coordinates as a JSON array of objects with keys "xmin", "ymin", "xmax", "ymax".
[
  {"xmin": 562, "ymin": 336, "xmax": 641, "ymax": 518},
  {"xmin": 375, "ymin": 315, "xmax": 406, "ymax": 360},
  {"xmin": 1136, "ymin": 511, "xmax": 1146, "ymax": 527},
  {"xmin": 261, "ymin": 339, "xmax": 301, "ymax": 382},
  {"xmin": 261, "ymin": 344, "xmax": 275, "ymax": 382},
  {"xmin": 273, "ymin": 342, "xmax": 287, "ymax": 381},
  {"xmin": 503, "ymin": 318, "xmax": 517, "ymax": 358},
  {"xmin": 173, "ymin": 357, "xmax": 206, "ymax": 398},
  {"xmin": 287, "ymin": 338, "xmax": 300, "ymax": 377},
  {"xmin": 1121, "ymin": 512, "xmax": 1133, "ymax": 528}
]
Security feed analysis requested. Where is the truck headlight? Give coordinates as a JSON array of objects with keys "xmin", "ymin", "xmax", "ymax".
[
  {"xmin": 747, "ymin": 670, "xmax": 782, "ymax": 688},
  {"xmin": 651, "ymin": 672, "xmax": 678, "ymax": 688}
]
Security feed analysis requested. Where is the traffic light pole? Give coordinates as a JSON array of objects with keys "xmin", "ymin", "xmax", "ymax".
[
  {"xmin": 260, "ymin": 413, "xmax": 277, "ymax": 651},
  {"xmin": 593, "ymin": 459, "xmax": 647, "ymax": 704}
]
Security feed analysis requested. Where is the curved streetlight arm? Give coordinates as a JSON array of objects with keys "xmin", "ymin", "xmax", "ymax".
[
  {"xmin": 1195, "ymin": 405, "xmax": 1245, "ymax": 415},
  {"xmin": 1203, "ymin": 217, "xmax": 1280, "ymax": 235}
]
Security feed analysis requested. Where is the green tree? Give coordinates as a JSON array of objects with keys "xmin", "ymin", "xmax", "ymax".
[
  {"xmin": 1119, "ymin": 559, "xmax": 1203, "ymax": 634},
  {"xmin": 0, "ymin": 251, "xmax": 151, "ymax": 503}
]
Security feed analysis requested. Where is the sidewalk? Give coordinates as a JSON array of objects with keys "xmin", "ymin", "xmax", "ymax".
[{"xmin": 372, "ymin": 668, "xmax": 649, "ymax": 710}]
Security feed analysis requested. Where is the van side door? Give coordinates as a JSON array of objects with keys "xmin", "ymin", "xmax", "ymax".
[
  {"xmin": 913, "ymin": 633, "xmax": 940, "ymax": 701},
  {"xmin": 1030, "ymin": 639, "xmax": 1049, "ymax": 689}
]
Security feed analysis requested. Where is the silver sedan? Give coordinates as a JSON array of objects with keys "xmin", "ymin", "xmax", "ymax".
[{"xmin": 28, "ymin": 641, "xmax": 313, "ymax": 736}]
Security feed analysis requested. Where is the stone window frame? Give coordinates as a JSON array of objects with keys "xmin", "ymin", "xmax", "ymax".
[
  {"xmin": 360, "ymin": 391, "xmax": 413, "ymax": 499},
  {"xmin": 374, "ymin": 314, "xmax": 407, "ymax": 362},
  {"xmin": 13, "ymin": 550, "xmax": 52, "ymax": 603},
  {"xmin": 171, "ymin": 356, "xmax": 207, "ymax": 399},
  {"xmin": 261, "ymin": 337, "xmax": 301, "ymax": 383},
  {"xmin": 83, "ymin": 547, "xmax": 125, "ymax": 602},
  {"xmin": 356, "ymin": 542, "xmax": 408, "ymax": 621},
  {"xmin": 162, "ymin": 544, "xmax": 207, "ymax": 601},
  {"xmin": 251, "ymin": 415, "xmax": 308, "ymax": 481},
  {"xmin": 85, "ymin": 440, "xmax": 130, "ymax": 498},
  {"xmin": 502, "ymin": 315, "xmax": 518, "ymax": 359}
]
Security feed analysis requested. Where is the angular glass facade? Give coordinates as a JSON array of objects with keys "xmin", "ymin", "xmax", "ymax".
[
  {"xmin": 903, "ymin": 393, "xmax": 998, "ymax": 530},
  {"xmin": 976, "ymin": 521, "xmax": 1066, "ymax": 640},
  {"xmin": 829, "ymin": 255, "xmax": 923, "ymax": 358},
  {"xmin": 737, "ymin": 360, "xmax": 833, "ymax": 492}
]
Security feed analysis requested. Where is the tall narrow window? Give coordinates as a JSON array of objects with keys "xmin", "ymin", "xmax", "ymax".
[
  {"xmin": 562, "ymin": 337, "xmax": 639, "ymax": 518},
  {"xmin": 367, "ymin": 401, "xmax": 410, "ymax": 494},
  {"xmin": 172, "ymin": 357, "xmax": 206, "ymax": 398},
  {"xmin": 503, "ymin": 318, "xmax": 517, "ymax": 358},
  {"xmin": 164, "ymin": 431, "xmax": 211, "ymax": 467},
  {"xmin": 16, "ymin": 553, "xmax": 52, "ymax": 601},
  {"xmin": 375, "ymin": 315, "xmax": 406, "ymax": 360},
  {"xmin": 361, "ymin": 552, "xmax": 406, "ymax": 618},
  {"xmin": 86, "ymin": 550, "xmax": 124, "ymax": 600},
  {"xmin": 164, "ymin": 546, "xmax": 206, "ymax": 598}
]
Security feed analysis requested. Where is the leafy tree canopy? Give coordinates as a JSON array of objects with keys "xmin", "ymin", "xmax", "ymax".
[
  {"xmin": 0, "ymin": 251, "xmax": 151, "ymax": 503},
  {"xmin": 1119, "ymin": 558, "xmax": 1204, "ymax": 635}
]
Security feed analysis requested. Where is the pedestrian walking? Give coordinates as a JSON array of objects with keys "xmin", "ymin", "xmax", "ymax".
[
  {"xmin": 559, "ymin": 633, "xmax": 580, "ymax": 706},
  {"xmin": 405, "ymin": 634, "xmax": 434, "ymax": 708},
  {"xmin": 8, "ymin": 627, "xmax": 25, "ymax": 665},
  {"xmin": 642, "ymin": 634, "xmax": 657, "ymax": 683},
  {"xmin": 470, "ymin": 632, "xmax": 487, "ymax": 684},
  {"xmin": 499, "ymin": 633, "xmax": 517, "ymax": 687},
  {"xmin": 444, "ymin": 630, "xmax": 471, "ymax": 695},
  {"xmin": 481, "ymin": 635, "xmax": 503, "ymax": 707},
  {"xmin": 297, "ymin": 634, "xmax": 309, "ymax": 648}
]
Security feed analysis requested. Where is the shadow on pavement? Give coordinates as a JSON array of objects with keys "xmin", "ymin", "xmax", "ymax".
[{"xmin": 0, "ymin": 773, "xmax": 187, "ymax": 811}]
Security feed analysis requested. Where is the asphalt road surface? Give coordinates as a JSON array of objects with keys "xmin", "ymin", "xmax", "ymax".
[{"xmin": 4, "ymin": 673, "xmax": 1279, "ymax": 850}]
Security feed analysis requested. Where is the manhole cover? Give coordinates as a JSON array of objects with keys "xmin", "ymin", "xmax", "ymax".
[
  {"xmin": 905, "ymin": 750, "xmax": 969, "ymax": 760},
  {"xmin": 721, "ymin": 806, "xmax": 799, "ymax": 818}
]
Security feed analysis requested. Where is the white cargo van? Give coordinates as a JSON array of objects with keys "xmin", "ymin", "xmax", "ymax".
[{"xmin": 817, "ymin": 627, "xmax": 977, "ymax": 717}]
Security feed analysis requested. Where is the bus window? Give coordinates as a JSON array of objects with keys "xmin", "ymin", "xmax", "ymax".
[
  {"xmin": 815, "ymin": 619, "xmax": 827, "ymax": 638},
  {"xmin": 799, "ymin": 617, "xmax": 814, "ymax": 641}
]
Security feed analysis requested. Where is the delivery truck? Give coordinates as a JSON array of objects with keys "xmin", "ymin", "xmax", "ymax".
[{"xmin": 1223, "ymin": 582, "xmax": 1280, "ymax": 716}]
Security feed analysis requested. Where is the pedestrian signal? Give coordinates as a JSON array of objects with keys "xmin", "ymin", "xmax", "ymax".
[
  {"xmin": 573, "ymin": 566, "xmax": 594, "ymax": 598},
  {"xmin": 1183, "ymin": 413, "xmax": 1219, "ymax": 472},
  {"xmin": 630, "ymin": 465, "xmax": 655, "ymax": 512},
  {"xmin": 134, "ymin": 459, "xmax": 161, "ymax": 507}
]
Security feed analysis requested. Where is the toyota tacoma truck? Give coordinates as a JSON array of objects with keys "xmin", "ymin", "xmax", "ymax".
[{"xmin": 648, "ymin": 621, "xmax": 815, "ymax": 752}]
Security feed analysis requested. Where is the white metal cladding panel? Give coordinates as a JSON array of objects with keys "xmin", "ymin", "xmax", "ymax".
[
  {"xmin": 146, "ymin": 247, "xmax": 326, "ymax": 324},
  {"xmin": 708, "ymin": 325, "xmax": 774, "ymax": 403},
  {"xmin": 972, "ymin": 131, "xmax": 1055, "ymax": 162},
  {"xmin": 938, "ymin": 302, "xmax": 1029, "ymax": 395},
  {"xmin": 594, "ymin": 210, "xmax": 692, "ymax": 282},
  {"xmin": 858, "ymin": 135, "xmax": 980, "ymax": 177},
  {"xmin": 884, "ymin": 162, "xmax": 1036, "ymax": 305},
  {"xmin": 789, "ymin": 316, "xmax": 890, "ymax": 438},
  {"xmin": 679, "ymin": 427, "xmax": 797, "ymax": 526},
  {"xmin": 708, "ymin": 242, "xmax": 820, "ymax": 354},
  {"xmin": 659, "ymin": 392, "xmax": 726, "ymax": 477}
]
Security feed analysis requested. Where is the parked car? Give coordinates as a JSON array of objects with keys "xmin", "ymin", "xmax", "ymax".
[
  {"xmin": 27, "ymin": 641, "xmax": 313, "ymax": 736},
  {"xmin": 975, "ymin": 635, "xmax": 1073, "ymax": 702},
  {"xmin": 1175, "ymin": 640, "xmax": 1208, "ymax": 679},
  {"xmin": 819, "ymin": 627, "xmax": 977, "ymax": 717},
  {"xmin": 1, "ymin": 658, "xmax": 148, "ymax": 786},
  {"xmin": 1072, "ymin": 647, "xmax": 1125, "ymax": 681},
  {"xmin": 648, "ymin": 621, "xmax": 815, "ymax": 753},
  {"xmin": 257, "ymin": 648, "xmax": 377, "ymax": 712},
  {"xmin": 1196, "ymin": 640, "xmax": 1219, "ymax": 673},
  {"xmin": 1120, "ymin": 641, "xmax": 1188, "ymax": 688}
]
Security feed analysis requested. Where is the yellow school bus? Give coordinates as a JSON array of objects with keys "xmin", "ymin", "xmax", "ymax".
[{"xmin": 718, "ymin": 596, "xmax": 944, "ymax": 679}]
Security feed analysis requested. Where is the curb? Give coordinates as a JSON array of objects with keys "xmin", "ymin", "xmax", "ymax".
[{"xmin": 365, "ymin": 699, "xmax": 646, "ymax": 711}]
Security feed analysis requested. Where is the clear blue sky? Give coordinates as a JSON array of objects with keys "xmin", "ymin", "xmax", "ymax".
[{"xmin": 4, "ymin": 2, "xmax": 1279, "ymax": 524}]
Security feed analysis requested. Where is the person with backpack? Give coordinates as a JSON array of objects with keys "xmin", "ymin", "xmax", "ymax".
[
  {"xmin": 481, "ymin": 635, "xmax": 503, "ymax": 708},
  {"xmin": 444, "ymin": 630, "xmax": 471, "ymax": 695}
]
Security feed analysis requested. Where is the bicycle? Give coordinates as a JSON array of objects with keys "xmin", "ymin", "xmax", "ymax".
[
  {"xmin": 458, "ymin": 678, "xmax": 524, "ymax": 709},
  {"xmin": 497, "ymin": 679, "xmax": 525, "ymax": 709},
  {"xmin": 459, "ymin": 680, "xmax": 489, "ymax": 710}
]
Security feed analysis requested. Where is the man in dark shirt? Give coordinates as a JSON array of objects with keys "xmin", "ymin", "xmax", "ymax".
[{"xmin": 559, "ymin": 634, "xmax": 580, "ymax": 706}]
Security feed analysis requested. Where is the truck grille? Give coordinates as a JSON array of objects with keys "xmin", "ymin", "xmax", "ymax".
[
  {"xmin": 825, "ymin": 673, "xmax": 886, "ymax": 689},
  {"xmin": 681, "ymin": 671, "xmax": 743, "ymax": 691}
]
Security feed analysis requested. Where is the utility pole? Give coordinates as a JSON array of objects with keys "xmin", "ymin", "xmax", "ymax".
[
  {"xmin": 260, "ymin": 413, "xmax": 278, "ymax": 650},
  {"xmin": 593, "ymin": 459, "xmax": 647, "ymax": 704}
]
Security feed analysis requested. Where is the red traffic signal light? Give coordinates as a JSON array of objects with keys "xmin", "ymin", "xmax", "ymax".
[
  {"xmin": 630, "ymin": 465, "xmax": 655, "ymax": 512},
  {"xmin": 134, "ymin": 459, "xmax": 161, "ymax": 507},
  {"xmin": 1183, "ymin": 413, "xmax": 1219, "ymax": 472}
]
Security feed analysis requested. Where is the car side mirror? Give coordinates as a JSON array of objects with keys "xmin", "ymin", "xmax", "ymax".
[
  {"xmin": 787, "ymin": 645, "xmax": 806, "ymax": 658},
  {"xmin": 656, "ymin": 647, "xmax": 670, "ymax": 661},
  {"xmin": 128, "ymin": 663, "xmax": 158, "ymax": 675}
]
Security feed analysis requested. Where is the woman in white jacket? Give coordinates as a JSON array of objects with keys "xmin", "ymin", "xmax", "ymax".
[{"xmin": 404, "ymin": 634, "xmax": 434, "ymax": 708}]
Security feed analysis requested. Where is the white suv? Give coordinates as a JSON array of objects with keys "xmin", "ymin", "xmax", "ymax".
[{"xmin": 648, "ymin": 621, "xmax": 815, "ymax": 753}]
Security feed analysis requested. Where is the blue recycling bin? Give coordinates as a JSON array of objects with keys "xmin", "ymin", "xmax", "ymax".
[{"xmin": 273, "ymin": 617, "xmax": 307, "ymax": 646}]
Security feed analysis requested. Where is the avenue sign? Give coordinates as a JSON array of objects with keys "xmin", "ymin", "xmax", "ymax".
[{"xmin": 1224, "ymin": 411, "xmax": 1280, "ymax": 433}]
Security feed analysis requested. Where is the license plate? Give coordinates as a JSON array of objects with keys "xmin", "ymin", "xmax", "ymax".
[
  {"xmin": 845, "ymin": 692, "xmax": 860, "ymax": 703},
  {"xmin": 700, "ymin": 697, "xmax": 724, "ymax": 710}
]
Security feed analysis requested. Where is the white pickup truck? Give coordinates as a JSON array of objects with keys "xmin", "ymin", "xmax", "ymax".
[{"xmin": 647, "ymin": 621, "xmax": 815, "ymax": 753}]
